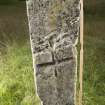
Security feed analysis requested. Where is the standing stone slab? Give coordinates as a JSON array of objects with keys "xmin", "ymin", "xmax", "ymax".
[{"xmin": 26, "ymin": 0, "xmax": 80, "ymax": 105}]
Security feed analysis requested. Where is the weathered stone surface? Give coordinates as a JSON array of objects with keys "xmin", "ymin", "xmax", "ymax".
[
  {"xmin": 55, "ymin": 60, "xmax": 76, "ymax": 105},
  {"xmin": 36, "ymin": 65, "xmax": 57, "ymax": 105},
  {"xmin": 54, "ymin": 45, "xmax": 74, "ymax": 62},
  {"xmin": 36, "ymin": 59, "xmax": 76, "ymax": 105},
  {"xmin": 26, "ymin": 0, "xmax": 80, "ymax": 105},
  {"xmin": 35, "ymin": 51, "xmax": 53, "ymax": 65}
]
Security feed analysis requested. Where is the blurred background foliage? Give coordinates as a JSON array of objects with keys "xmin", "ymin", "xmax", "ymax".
[
  {"xmin": 0, "ymin": 0, "xmax": 25, "ymax": 5},
  {"xmin": 0, "ymin": 0, "xmax": 105, "ymax": 105},
  {"xmin": 84, "ymin": 0, "xmax": 105, "ymax": 105},
  {"xmin": 0, "ymin": 1, "xmax": 41, "ymax": 105}
]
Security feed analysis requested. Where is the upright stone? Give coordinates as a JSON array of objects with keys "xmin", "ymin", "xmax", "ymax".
[{"xmin": 26, "ymin": 0, "xmax": 80, "ymax": 105}]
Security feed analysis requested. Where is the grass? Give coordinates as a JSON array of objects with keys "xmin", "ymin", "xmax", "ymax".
[
  {"xmin": 83, "ymin": 15, "xmax": 105, "ymax": 105},
  {"xmin": 82, "ymin": 1, "xmax": 105, "ymax": 104},
  {"xmin": 0, "ymin": 43, "xmax": 40, "ymax": 105},
  {"xmin": 0, "ymin": 3, "xmax": 41, "ymax": 105}
]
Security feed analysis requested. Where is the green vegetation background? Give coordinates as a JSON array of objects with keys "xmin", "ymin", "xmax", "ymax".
[{"xmin": 0, "ymin": 0, "xmax": 105, "ymax": 105}]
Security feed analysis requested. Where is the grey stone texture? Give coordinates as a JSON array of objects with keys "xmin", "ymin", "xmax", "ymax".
[{"xmin": 26, "ymin": 0, "xmax": 80, "ymax": 105}]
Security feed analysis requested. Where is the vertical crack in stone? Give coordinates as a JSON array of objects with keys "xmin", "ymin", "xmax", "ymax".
[
  {"xmin": 26, "ymin": 0, "xmax": 80, "ymax": 105},
  {"xmin": 54, "ymin": 69, "xmax": 58, "ymax": 77}
]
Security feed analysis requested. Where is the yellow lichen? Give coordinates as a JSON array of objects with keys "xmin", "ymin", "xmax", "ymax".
[{"xmin": 47, "ymin": 0, "xmax": 65, "ymax": 30}]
